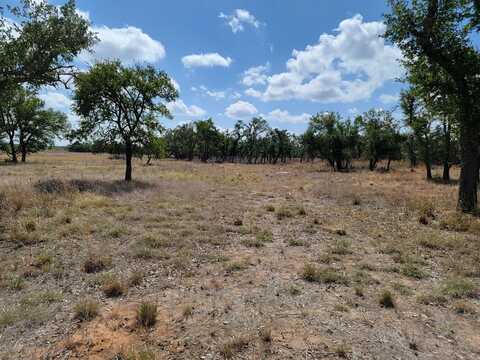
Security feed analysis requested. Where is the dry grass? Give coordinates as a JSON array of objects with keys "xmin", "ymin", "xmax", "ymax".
[{"xmin": 0, "ymin": 152, "xmax": 479, "ymax": 359}]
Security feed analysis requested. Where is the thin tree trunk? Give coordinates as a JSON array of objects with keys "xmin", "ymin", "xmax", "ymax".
[
  {"xmin": 442, "ymin": 120, "xmax": 451, "ymax": 182},
  {"xmin": 125, "ymin": 141, "xmax": 133, "ymax": 181},
  {"xmin": 9, "ymin": 135, "xmax": 17, "ymax": 163},
  {"xmin": 425, "ymin": 162, "xmax": 432, "ymax": 180}
]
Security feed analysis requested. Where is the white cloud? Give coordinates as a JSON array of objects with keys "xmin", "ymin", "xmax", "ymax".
[
  {"xmin": 241, "ymin": 63, "xmax": 270, "ymax": 86},
  {"xmin": 182, "ymin": 53, "xmax": 232, "ymax": 68},
  {"xmin": 167, "ymin": 100, "xmax": 206, "ymax": 117},
  {"xmin": 244, "ymin": 88, "xmax": 263, "ymax": 98},
  {"xmin": 225, "ymin": 101, "xmax": 258, "ymax": 119},
  {"xmin": 379, "ymin": 94, "xmax": 398, "ymax": 104},
  {"xmin": 39, "ymin": 91, "xmax": 72, "ymax": 111},
  {"xmin": 80, "ymin": 26, "xmax": 166, "ymax": 65},
  {"xmin": 196, "ymin": 85, "xmax": 226, "ymax": 100},
  {"xmin": 219, "ymin": 9, "xmax": 261, "ymax": 34},
  {"xmin": 256, "ymin": 15, "xmax": 402, "ymax": 103},
  {"xmin": 263, "ymin": 109, "xmax": 311, "ymax": 125}
]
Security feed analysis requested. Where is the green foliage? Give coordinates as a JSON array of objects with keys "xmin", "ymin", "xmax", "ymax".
[
  {"xmin": 71, "ymin": 61, "xmax": 178, "ymax": 181},
  {"xmin": 0, "ymin": 0, "xmax": 96, "ymax": 88},
  {"xmin": 357, "ymin": 109, "xmax": 402, "ymax": 171},
  {"xmin": 308, "ymin": 112, "xmax": 360, "ymax": 171}
]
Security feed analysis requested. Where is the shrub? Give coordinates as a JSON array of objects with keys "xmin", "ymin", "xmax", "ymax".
[
  {"xmin": 136, "ymin": 302, "xmax": 157, "ymax": 327},
  {"xmin": 441, "ymin": 278, "xmax": 476, "ymax": 298},
  {"xmin": 301, "ymin": 264, "xmax": 348, "ymax": 285},
  {"xmin": 82, "ymin": 255, "xmax": 111, "ymax": 273},
  {"xmin": 219, "ymin": 336, "xmax": 250, "ymax": 359},
  {"xmin": 102, "ymin": 277, "xmax": 125, "ymax": 298},
  {"xmin": 74, "ymin": 299, "xmax": 99, "ymax": 321},
  {"xmin": 379, "ymin": 290, "xmax": 395, "ymax": 308}
]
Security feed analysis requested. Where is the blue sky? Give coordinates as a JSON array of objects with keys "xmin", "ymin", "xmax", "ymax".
[{"xmin": 35, "ymin": 0, "xmax": 405, "ymax": 135}]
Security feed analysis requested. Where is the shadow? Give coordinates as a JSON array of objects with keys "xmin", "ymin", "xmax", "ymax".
[
  {"xmin": 34, "ymin": 178, "xmax": 155, "ymax": 196},
  {"xmin": 429, "ymin": 177, "xmax": 460, "ymax": 186}
]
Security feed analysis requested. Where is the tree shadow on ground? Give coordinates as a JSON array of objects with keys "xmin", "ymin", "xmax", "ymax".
[
  {"xmin": 34, "ymin": 178, "xmax": 154, "ymax": 196},
  {"xmin": 429, "ymin": 177, "xmax": 459, "ymax": 186}
]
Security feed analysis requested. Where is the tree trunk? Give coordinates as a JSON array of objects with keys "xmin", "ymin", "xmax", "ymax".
[
  {"xmin": 425, "ymin": 162, "xmax": 432, "ymax": 180},
  {"xmin": 458, "ymin": 125, "xmax": 479, "ymax": 212},
  {"xmin": 9, "ymin": 136, "xmax": 17, "ymax": 163},
  {"xmin": 442, "ymin": 120, "xmax": 451, "ymax": 182},
  {"xmin": 20, "ymin": 141, "xmax": 27, "ymax": 163},
  {"xmin": 125, "ymin": 141, "xmax": 133, "ymax": 181}
]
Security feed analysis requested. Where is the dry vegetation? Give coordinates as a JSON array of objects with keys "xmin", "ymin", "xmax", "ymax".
[{"xmin": 0, "ymin": 151, "xmax": 479, "ymax": 359}]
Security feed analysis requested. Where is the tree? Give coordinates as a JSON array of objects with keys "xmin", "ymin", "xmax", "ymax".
[
  {"xmin": 400, "ymin": 89, "xmax": 435, "ymax": 179},
  {"xmin": 194, "ymin": 118, "xmax": 220, "ymax": 162},
  {"xmin": 72, "ymin": 61, "xmax": 178, "ymax": 181},
  {"xmin": 0, "ymin": 84, "xmax": 21, "ymax": 162},
  {"xmin": 308, "ymin": 112, "xmax": 359, "ymax": 171},
  {"xmin": 0, "ymin": 86, "xmax": 68, "ymax": 162},
  {"xmin": 0, "ymin": 0, "xmax": 96, "ymax": 89},
  {"xmin": 359, "ymin": 109, "xmax": 401, "ymax": 171},
  {"xmin": 165, "ymin": 123, "xmax": 196, "ymax": 161},
  {"xmin": 385, "ymin": 0, "xmax": 480, "ymax": 212}
]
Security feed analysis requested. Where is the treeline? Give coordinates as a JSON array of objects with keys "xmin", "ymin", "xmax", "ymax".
[{"xmin": 69, "ymin": 108, "xmax": 460, "ymax": 180}]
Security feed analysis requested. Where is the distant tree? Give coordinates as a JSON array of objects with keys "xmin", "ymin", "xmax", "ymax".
[
  {"xmin": 72, "ymin": 61, "xmax": 178, "ymax": 181},
  {"xmin": 359, "ymin": 109, "xmax": 401, "ymax": 171},
  {"xmin": 165, "ymin": 123, "xmax": 196, "ymax": 161},
  {"xmin": 308, "ymin": 112, "xmax": 359, "ymax": 171},
  {"xmin": 194, "ymin": 118, "xmax": 220, "ymax": 162},
  {"xmin": 244, "ymin": 117, "xmax": 270, "ymax": 164},
  {"xmin": 16, "ymin": 91, "xmax": 68, "ymax": 162},
  {"xmin": 0, "ymin": 0, "xmax": 96, "ymax": 89},
  {"xmin": 0, "ymin": 86, "xmax": 68, "ymax": 162},
  {"xmin": 141, "ymin": 133, "xmax": 167, "ymax": 165},
  {"xmin": 0, "ymin": 84, "xmax": 21, "ymax": 162}
]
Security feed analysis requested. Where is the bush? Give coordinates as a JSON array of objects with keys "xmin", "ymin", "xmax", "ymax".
[
  {"xmin": 379, "ymin": 290, "xmax": 395, "ymax": 308},
  {"xmin": 74, "ymin": 299, "xmax": 99, "ymax": 321},
  {"xmin": 136, "ymin": 302, "xmax": 157, "ymax": 327},
  {"xmin": 82, "ymin": 255, "xmax": 111, "ymax": 273}
]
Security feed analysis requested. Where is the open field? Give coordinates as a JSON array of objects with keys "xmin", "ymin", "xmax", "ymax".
[{"xmin": 0, "ymin": 152, "xmax": 479, "ymax": 359}]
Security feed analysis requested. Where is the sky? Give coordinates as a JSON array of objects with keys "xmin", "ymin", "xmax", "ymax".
[{"xmin": 31, "ymin": 0, "xmax": 405, "ymax": 137}]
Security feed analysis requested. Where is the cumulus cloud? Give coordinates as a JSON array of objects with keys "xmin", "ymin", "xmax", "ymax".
[
  {"xmin": 241, "ymin": 63, "xmax": 269, "ymax": 86},
  {"xmin": 167, "ymin": 99, "xmax": 206, "ymax": 117},
  {"xmin": 379, "ymin": 94, "xmax": 399, "ymax": 104},
  {"xmin": 182, "ymin": 53, "xmax": 232, "ymax": 68},
  {"xmin": 219, "ymin": 9, "xmax": 261, "ymax": 34},
  {"xmin": 244, "ymin": 88, "xmax": 263, "ymax": 98},
  {"xmin": 80, "ymin": 26, "xmax": 166, "ymax": 65},
  {"xmin": 263, "ymin": 109, "xmax": 311, "ymax": 125},
  {"xmin": 39, "ymin": 91, "xmax": 72, "ymax": 111},
  {"xmin": 255, "ymin": 15, "xmax": 402, "ymax": 103},
  {"xmin": 225, "ymin": 101, "xmax": 258, "ymax": 119}
]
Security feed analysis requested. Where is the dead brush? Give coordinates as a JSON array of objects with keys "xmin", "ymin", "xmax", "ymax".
[
  {"xmin": 102, "ymin": 276, "xmax": 125, "ymax": 297},
  {"xmin": 218, "ymin": 335, "xmax": 250, "ymax": 359},
  {"xmin": 82, "ymin": 254, "xmax": 111, "ymax": 273}
]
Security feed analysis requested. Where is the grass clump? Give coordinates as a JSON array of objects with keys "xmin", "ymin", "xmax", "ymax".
[
  {"xmin": 218, "ymin": 336, "xmax": 250, "ymax": 359},
  {"xmin": 102, "ymin": 276, "xmax": 125, "ymax": 298},
  {"xmin": 453, "ymin": 300, "xmax": 476, "ymax": 315},
  {"xmin": 300, "ymin": 264, "xmax": 348, "ymax": 285},
  {"xmin": 276, "ymin": 207, "xmax": 293, "ymax": 220},
  {"xmin": 74, "ymin": 299, "xmax": 99, "ymax": 321},
  {"xmin": 400, "ymin": 263, "xmax": 429, "ymax": 279},
  {"xmin": 379, "ymin": 290, "xmax": 395, "ymax": 308},
  {"xmin": 440, "ymin": 277, "xmax": 476, "ymax": 298},
  {"xmin": 331, "ymin": 239, "xmax": 352, "ymax": 255},
  {"xmin": 82, "ymin": 255, "xmax": 111, "ymax": 273},
  {"xmin": 136, "ymin": 302, "xmax": 157, "ymax": 328}
]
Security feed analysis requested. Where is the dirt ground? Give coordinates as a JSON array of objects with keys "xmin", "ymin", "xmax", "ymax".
[{"xmin": 0, "ymin": 151, "xmax": 479, "ymax": 359}]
